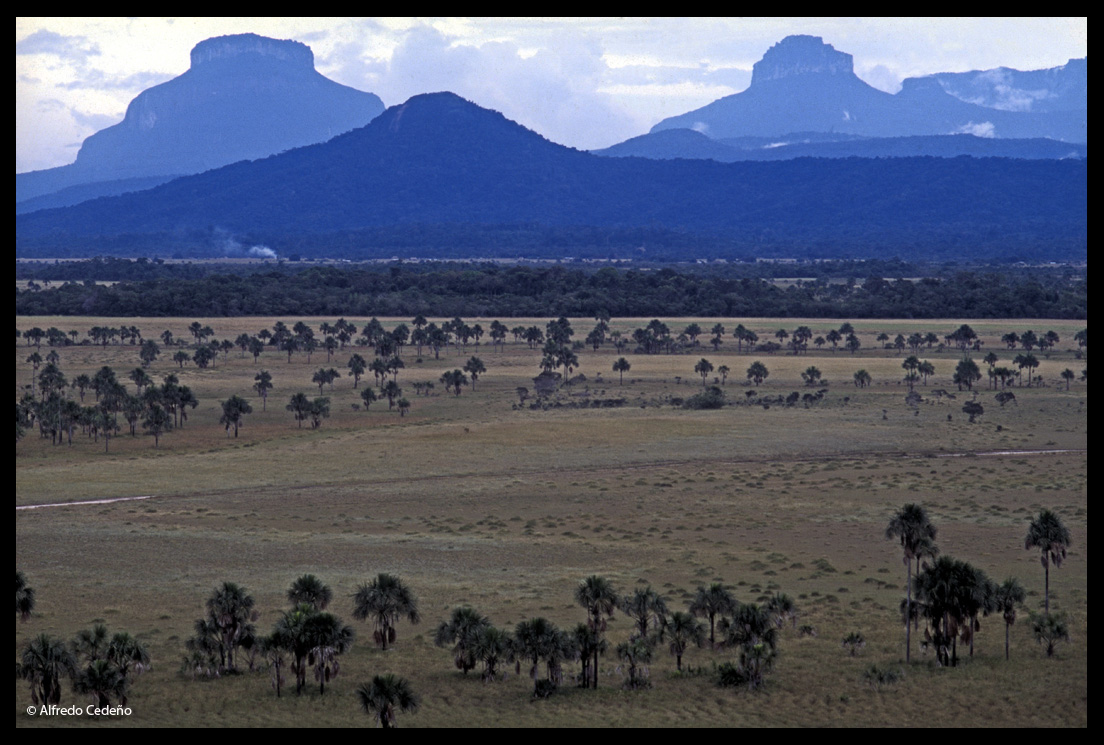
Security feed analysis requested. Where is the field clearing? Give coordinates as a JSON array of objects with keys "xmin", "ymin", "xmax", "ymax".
[{"xmin": 15, "ymin": 316, "xmax": 1087, "ymax": 727}]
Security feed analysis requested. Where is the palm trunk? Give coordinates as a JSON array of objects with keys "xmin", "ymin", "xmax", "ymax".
[{"xmin": 905, "ymin": 561, "xmax": 912, "ymax": 663}]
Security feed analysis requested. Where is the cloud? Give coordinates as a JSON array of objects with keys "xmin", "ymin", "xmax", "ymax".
[
  {"xmin": 61, "ymin": 70, "xmax": 174, "ymax": 92},
  {"xmin": 953, "ymin": 121, "xmax": 995, "ymax": 138},
  {"xmin": 325, "ymin": 25, "xmax": 643, "ymax": 150},
  {"xmin": 16, "ymin": 29, "xmax": 102, "ymax": 63}
]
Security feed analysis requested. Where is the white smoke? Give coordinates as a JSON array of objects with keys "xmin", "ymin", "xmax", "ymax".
[
  {"xmin": 216, "ymin": 230, "xmax": 277, "ymax": 259},
  {"xmin": 247, "ymin": 245, "xmax": 277, "ymax": 258}
]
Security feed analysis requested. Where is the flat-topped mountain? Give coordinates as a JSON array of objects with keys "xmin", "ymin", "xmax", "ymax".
[
  {"xmin": 16, "ymin": 33, "xmax": 385, "ymax": 208},
  {"xmin": 650, "ymin": 35, "xmax": 1086, "ymax": 143}
]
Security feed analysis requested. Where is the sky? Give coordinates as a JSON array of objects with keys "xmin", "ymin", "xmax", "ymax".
[{"xmin": 15, "ymin": 17, "xmax": 1088, "ymax": 173}]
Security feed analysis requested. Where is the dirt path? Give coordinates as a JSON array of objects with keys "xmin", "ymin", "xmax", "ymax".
[{"xmin": 16, "ymin": 495, "xmax": 153, "ymax": 511}]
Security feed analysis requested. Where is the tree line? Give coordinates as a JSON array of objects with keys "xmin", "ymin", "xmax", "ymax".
[{"xmin": 16, "ymin": 263, "xmax": 1087, "ymax": 319}]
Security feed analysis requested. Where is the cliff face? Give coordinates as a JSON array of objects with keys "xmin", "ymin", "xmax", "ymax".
[
  {"xmin": 18, "ymin": 33, "xmax": 385, "ymax": 205},
  {"xmin": 750, "ymin": 34, "xmax": 855, "ymax": 83}
]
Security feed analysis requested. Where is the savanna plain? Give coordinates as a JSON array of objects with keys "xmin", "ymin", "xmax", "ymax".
[{"xmin": 15, "ymin": 315, "xmax": 1087, "ymax": 727}]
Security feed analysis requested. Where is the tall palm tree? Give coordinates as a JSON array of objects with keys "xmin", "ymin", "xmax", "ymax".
[
  {"xmin": 205, "ymin": 582, "xmax": 258, "ymax": 673},
  {"xmin": 274, "ymin": 603, "xmax": 315, "ymax": 695},
  {"xmin": 358, "ymin": 674, "xmax": 419, "ymax": 728},
  {"xmin": 574, "ymin": 575, "xmax": 618, "ymax": 688},
  {"xmin": 19, "ymin": 634, "xmax": 76, "ymax": 705},
  {"xmin": 913, "ymin": 555, "xmax": 974, "ymax": 667},
  {"xmin": 352, "ymin": 573, "xmax": 421, "ymax": 650},
  {"xmin": 287, "ymin": 574, "xmax": 332, "ymax": 611},
  {"xmin": 572, "ymin": 622, "xmax": 607, "ymax": 688},
  {"xmin": 690, "ymin": 583, "xmax": 737, "ymax": 648},
  {"xmin": 661, "ymin": 611, "xmax": 705, "ymax": 671},
  {"xmin": 435, "ymin": 606, "xmax": 490, "ymax": 675},
  {"xmin": 886, "ymin": 503, "xmax": 937, "ymax": 662},
  {"xmin": 993, "ymin": 577, "xmax": 1026, "ymax": 660},
  {"xmin": 1025, "ymin": 509, "xmax": 1071, "ymax": 615},
  {"xmin": 305, "ymin": 612, "xmax": 355, "ymax": 695}
]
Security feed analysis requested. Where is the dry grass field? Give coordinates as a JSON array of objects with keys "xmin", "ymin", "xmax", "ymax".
[{"xmin": 15, "ymin": 316, "xmax": 1087, "ymax": 727}]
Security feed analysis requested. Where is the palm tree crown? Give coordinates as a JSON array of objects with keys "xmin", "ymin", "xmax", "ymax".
[
  {"xmin": 358, "ymin": 673, "xmax": 419, "ymax": 728},
  {"xmin": 352, "ymin": 573, "xmax": 420, "ymax": 649},
  {"xmin": 287, "ymin": 574, "xmax": 333, "ymax": 611}
]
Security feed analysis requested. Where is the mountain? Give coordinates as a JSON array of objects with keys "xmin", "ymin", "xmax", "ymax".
[
  {"xmin": 16, "ymin": 92, "xmax": 1087, "ymax": 263},
  {"xmin": 650, "ymin": 35, "xmax": 1086, "ymax": 143},
  {"xmin": 16, "ymin": 33, "xmax": 385, "ymax": 207},
  {"xmin": 592, "ymin": 129, "xmax": 1087, "ymax": 162},
  {"xmin": 930, "ymin": 57, "xmax": 1087, "ymax": 113}
]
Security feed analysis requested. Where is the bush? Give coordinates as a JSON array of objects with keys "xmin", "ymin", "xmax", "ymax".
[{"xmin": 683, "ymin": 386, "xmax": 726, "ymax": 410}]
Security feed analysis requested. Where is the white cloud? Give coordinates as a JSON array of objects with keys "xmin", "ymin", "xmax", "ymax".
[{"xmin": 953, "ymin": 121, "xmax": 996, "ymax": 138}]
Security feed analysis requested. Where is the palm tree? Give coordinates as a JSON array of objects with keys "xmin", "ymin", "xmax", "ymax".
[
  {"xmin": 514, "ymin": 617, "xmax": 574, "ymax": 693},
  {"xmin": 287, "ymin": 574, "xmax": 332, "ymax": 611},
  {"xmin": 106, "ymin": 631, "xmax": 151, "ymax": 681},
  {"xmin": 993, "ymin": 577, "xmax": 1026, "ymax": 660},
  {"xmin": 73, "ymin": 658, "xmax": 127, "ymax": 707},
  {"xmin": 1024, "ymin": 509, "xmax": 1071, "ymax": 615},
  {"xmin": 620, "ymin": 585, "xmax": 668, "ymax": 640},
  {"xmin": 612, "ymin": 357, "xmax": 631, "ymax": 385},
  {"xmin": 358, "ymin": 673, "xmax": 419, "ymax": 728},
  {"xmin": 305, "ymin": 612, "xmax": 355, "ymax": 695},
  {"xmin": 16, "ymin": 570, "xmax": 35, "ymax": 622},
  {"xmin": 435, "ymin": 606, "xmax": 490, "ymax": 674},
  {"xmin": 886, "ymin": 503, "xmax": 937, "ymax": 662},
  {"xmin": 690, "ymin": 583, "xmax": 737, "ymax": 648},
  {"xmin": 913, "ymin": 555, "xmax": 975, "ymax": 667},
  {"xmin": 616, "ymin": 636, "xmax": 653, "ymax": 689},
  {"xmin": 720, "ymin": 603, "xmax": 778, "ymax": 689},
  {"xmin": 19, "ymin": 633, "xmax": 76, "ymax": 705},
  {"xmin": 273, "ymin": 604, "xmax": 315, "ymax": 695},
  {"xmin": 258, "ymin": 630, "xmax": 290, "ymax": 697},
  {"xmin": 286, "ymin": 392, "xmax": 311, "ymax": 428},
  {"xmin": 746, "ymin": 360, "xmax": 769, "ymax": 386},
  {"xmin": 575, "ymin": 575, "xmax": 618, "ymax": 688},
  {"xmin": 694, "ymin": 358, "xmax": 714, "ymax": 386},
  {"xmin": 473, "ymin": 625, "xmax": 515, "ymax": 682},
  {"xmin": 352, "ymin": 573, "xmax": 421, "ymax": 650},
  {"xmin": 766, "ymin": 592, "xmax": 798, "ymax": 630},
  {"xmin": 661, "ymin": 611, "xmax": 705, "ymax": 671},
  {"xmin": 463, "ymin": 356, "xmax": 486, "ymax": 390},
  {"xmin": 205, "ymin": 582, "xmax": 258, "ymax": 673},
  {"xmin": 219, "ymin": 395, "xmax": 252, "ymax": 438},
  {"xmin": 1030, "ymin": 611, "xmax": 1071, "ymax": 658}
]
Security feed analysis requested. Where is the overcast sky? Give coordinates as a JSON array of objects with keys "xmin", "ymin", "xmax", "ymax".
[{"xmin": 15, "ymin": 17, "xmax": 1087, "ymax": 173}]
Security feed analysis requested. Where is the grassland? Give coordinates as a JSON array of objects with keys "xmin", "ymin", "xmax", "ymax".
[{"xmin": 15, "ymin": 316, "xmax": 1087, "ymax": 727}]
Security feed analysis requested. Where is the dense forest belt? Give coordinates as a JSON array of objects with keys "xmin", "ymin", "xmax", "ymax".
[{"xmin": 15, "ymin": 263, "xmax": 1087, "ymax": 319}]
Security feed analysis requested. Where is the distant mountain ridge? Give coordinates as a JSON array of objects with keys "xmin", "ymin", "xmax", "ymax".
[
  {"xmin": 650, "ymin": 35, "xmax": 1086, "ymax": 143},
  {"xmin": 592, "ymin": 128, "xmax": 1087, "ymax": 162},
  {"xmin": 16, "ymin": 33, "xmax": 385, "ymax": 206},
  {"xmin": 16, "ymin": 92, "xmax": 1087, "ymax": 263}
]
